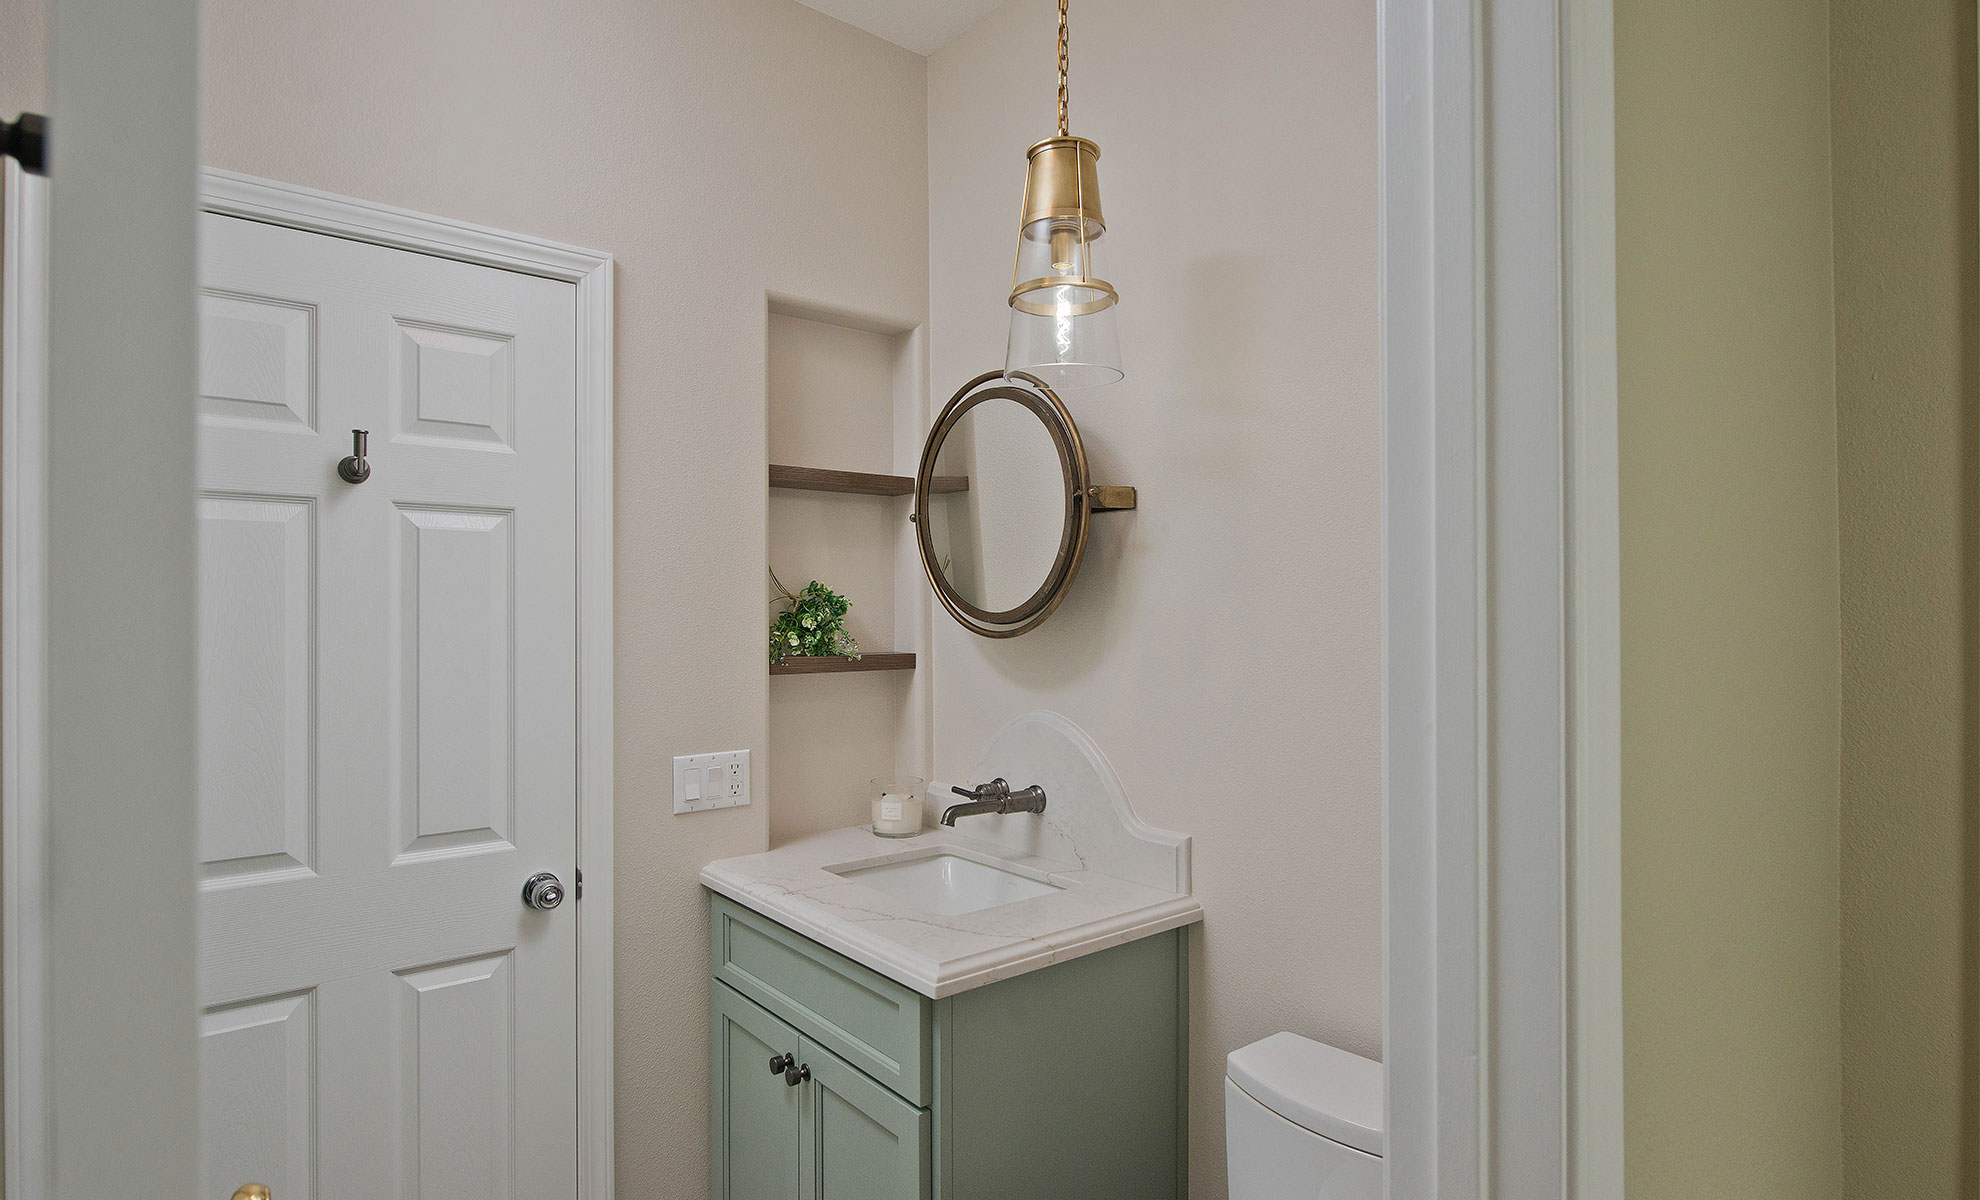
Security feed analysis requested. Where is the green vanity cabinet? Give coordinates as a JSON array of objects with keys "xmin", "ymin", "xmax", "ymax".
[
  {"xmin": 709, "ymin": 893, "xmax": 1189, "ymax": 1200},
  {"xmin": 801, "ymin": 1030, "xmax": 931, "ymax": 1198},
  {"xmin": 711, "ymin": 982, "xmax": 802, "ymax": 1200},
  {"xmin": 711, "ymin": 982, "xmax": 929, "ymax": 1200}
]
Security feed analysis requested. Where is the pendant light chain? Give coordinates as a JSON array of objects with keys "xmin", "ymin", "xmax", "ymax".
[{"xmin": 1057, "ymin": 0, "xmax": 1070, "ymax": 137}]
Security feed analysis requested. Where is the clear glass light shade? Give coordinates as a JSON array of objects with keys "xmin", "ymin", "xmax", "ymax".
[{"xmin": 1006, "ymin": 215, "xmax": 1123, "ymax": 388}]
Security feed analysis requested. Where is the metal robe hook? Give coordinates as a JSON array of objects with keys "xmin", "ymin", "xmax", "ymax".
[{"xmin": 337, "ymin": 429, "xmax": 371, "ymax": 484}]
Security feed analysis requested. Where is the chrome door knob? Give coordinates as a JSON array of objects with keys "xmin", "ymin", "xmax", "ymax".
[{"xmin": 521, "ymin": 872, "xmax": 565, "ymax": 910}]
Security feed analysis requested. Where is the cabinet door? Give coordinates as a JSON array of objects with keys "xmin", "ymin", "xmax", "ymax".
[
  {"xmin": 798, "ymin": 1035, "xmax": 930, "ymax": 1200},
  {"xmin": 712, "ymin": 983, "xmax": 803, "ymax": 1200}
]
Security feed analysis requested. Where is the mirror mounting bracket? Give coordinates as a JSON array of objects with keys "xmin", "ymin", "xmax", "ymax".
[{"xmin": 1085, "ymin": 484, "xmax": 1137, "ymax": 512}]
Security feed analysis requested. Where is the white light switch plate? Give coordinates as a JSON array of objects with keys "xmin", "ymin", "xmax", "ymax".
[{"xmin": 674, "ymin": 750, "xmax": 750, "ymax": 814}]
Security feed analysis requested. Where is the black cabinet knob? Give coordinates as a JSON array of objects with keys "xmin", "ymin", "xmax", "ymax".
[
  {"xmin": 783, "ymin": 1062, "xmax": 811, "ymax": 1087},
  {"xmin": 769, "ymin": 1053, "xmax": 793, "ymax": 1076}
]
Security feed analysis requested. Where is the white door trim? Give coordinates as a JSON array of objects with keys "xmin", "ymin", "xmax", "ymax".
[
  {"xmin": 3, "ymin": 157, "xmax": 55, "ymax": 1200},
  {"xmin": 1379, "ymin": 0, "xmax": 1623, "ymax": 1194},
  {"xmin": 3, "ymin": 167, "xmax": 617, "ymax": 1200},
  {"xmin": 1559, "ymin": 0, "xmax": 1626, "ymax": 1189}
]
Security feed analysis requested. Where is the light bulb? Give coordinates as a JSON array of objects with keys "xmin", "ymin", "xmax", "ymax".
[{"xmin": 1051, "ymin": 227, "xmax": 1077, "ymax": 273}]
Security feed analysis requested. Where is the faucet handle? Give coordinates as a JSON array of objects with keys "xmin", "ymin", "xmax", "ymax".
[
  {"xmin": 951, "ymin": 785, "xmax": 978, "ymax": 800},
  {"xmin": 952, "ymin": 778, "xmax": 1011, "ymax": 801}
]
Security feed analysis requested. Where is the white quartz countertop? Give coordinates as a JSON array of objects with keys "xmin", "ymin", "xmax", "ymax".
[{"xmin": 701, "ymin": 824, "xmax": 1203, "ymax": 998}]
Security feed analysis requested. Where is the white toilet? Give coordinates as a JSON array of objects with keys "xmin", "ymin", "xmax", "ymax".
[{"xmin": 1226, "ymin": 1032, "xmax": 1384, "ymax": 1199}]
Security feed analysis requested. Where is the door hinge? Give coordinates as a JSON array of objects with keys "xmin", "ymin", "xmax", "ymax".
[
  {"xmin": 574, "ymin": 867, "xmax": 583, "ymax": 900},
  {"xmin": 2, "ymin": 114, "xmax": 47, "ymax": 177}
]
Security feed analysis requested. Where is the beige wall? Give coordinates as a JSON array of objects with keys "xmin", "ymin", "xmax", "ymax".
[
  {"xmin": 1, "ymin": 2, "xmax": 928, "ymax": 1195},
  {"xmin": 926, "ymin": 2, "xmax": 1380, "ymax": 1196},
  {"xmin": 1832, "ymin": 1, "xmax": 1979, "ymax": 1196},
  {"xmin": 1616, "ymin": 0, "xmax": 1843, "ymax": 1197},
  {"xmin": 0, "ymin": 0, "xmax": 40, "ymax": 122}
]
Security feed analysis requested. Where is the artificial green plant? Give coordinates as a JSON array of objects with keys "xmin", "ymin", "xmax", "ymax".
[{"xmin": 768, "ymin": 567, "xmax": 861, "ymax": 666}]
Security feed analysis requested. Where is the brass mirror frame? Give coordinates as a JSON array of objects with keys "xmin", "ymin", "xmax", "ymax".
[{"xmin": 912, "ymin": 370, "xmax": 1135, "ymax": 639}]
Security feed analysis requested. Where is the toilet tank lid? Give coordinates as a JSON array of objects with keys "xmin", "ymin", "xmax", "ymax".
[{"xmin": 1226, "ymin": 1032, "xmax": 1384, "ymax": 1157}]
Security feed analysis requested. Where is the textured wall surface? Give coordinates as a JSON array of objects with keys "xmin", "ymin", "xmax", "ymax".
[
  {"xmin": 1832, "ymin": 1, "xmax": 1979, "ymax": 1195},
  {"xmin": 927, "ymin": 2, "xmax": 1381, "ymax": 1196},
  {"xmin": 1616, "ymin": 0, "xmax": 1843, "ymax": 1196}
]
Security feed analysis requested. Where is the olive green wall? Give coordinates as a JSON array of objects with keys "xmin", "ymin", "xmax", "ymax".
[
  {"xmin": 1616, "ymin": 0, "xmax": 1843, "ymax": 1196},
  {"xmin": 1622, "ymin": 1, "xmax": 1980, "ymax": 1195},
  {"xmin": 1832, "ymin": 1, "xmax": 1979, "ymax": 1196}
]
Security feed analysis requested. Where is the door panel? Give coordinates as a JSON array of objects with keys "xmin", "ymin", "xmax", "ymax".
[
  {"xmin": 198, "ymin": 991, "xmax": 317, "ymax": 1200},
  {"xmin": 799, "ymin": 1035, "xmax": 929, "ymax": 1200},
  {"xmin": 197, "ymin": 211, "xmax": 579, "ymax": 1198},
  {"xmin": 198, "ymin": 289, "xmax": 317, "ymax": 432},
  {"xmin": 398, "ymin": 953, "xmax": 516, "ymax": 1200},
  {"xmin": 712, "ymin": 983, "xmax": 802, "ymax": 1200},
  {"xmin": 393, "ymin": 317, "xmax": 515, "ymax": 449},
  {"xmin": 393, "ymin": 503, "xmax": 515, "ymax": 857},
  {"xmin": 197, "ymin": 493, "xmax": 316, "ymax": 881}
]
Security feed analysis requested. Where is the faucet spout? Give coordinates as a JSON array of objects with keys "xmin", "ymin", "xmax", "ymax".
[{"xmin": 939, "ymin": 799, "xmax": 1001, "ymax": 826}]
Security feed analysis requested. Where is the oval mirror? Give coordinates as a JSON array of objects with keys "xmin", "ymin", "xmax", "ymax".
[{"xmin": 914, "ymin": 371, "xmax": 1135, "ymax": 638}]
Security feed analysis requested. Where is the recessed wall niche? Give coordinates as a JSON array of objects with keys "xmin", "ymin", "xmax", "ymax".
[{"xmin": 764, "ymin": 301, "xmax": 931, "ymax": 846}]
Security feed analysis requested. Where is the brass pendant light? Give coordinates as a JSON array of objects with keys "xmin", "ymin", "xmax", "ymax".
[{"xmin": 1005, "ymin": 0, "xmax": 1122, "ymax": 388}]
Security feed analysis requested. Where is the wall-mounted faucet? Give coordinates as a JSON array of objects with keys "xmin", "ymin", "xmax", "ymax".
[{"xmin": 939, "ymin": 778, "xmax": 1048, "ymax": 826}]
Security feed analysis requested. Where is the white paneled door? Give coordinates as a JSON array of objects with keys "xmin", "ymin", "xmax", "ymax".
[{"xmin": 196, "ymin": 213, "xmax": 580, "ymax": 1199}]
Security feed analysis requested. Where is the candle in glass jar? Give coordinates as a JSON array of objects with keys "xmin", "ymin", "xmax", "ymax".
[{"xmin": 870, "ymin": 776, "xmax": 924, "ymax": 838}]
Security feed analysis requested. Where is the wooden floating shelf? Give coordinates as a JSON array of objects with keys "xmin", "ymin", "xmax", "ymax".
[
  {"xmin": 770, "ymin": 652, "xmax": 917, "ymax": 676},
  {"xmin": 769, "ymin": 464, "xmax": 967, "ymax": 497}
]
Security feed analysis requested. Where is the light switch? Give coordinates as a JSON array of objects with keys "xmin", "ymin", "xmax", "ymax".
[{"xmin": 674, "ymin": 750, "xmax": 751, "ymax": 814}]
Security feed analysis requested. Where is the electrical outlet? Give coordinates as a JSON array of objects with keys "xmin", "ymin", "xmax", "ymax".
[{"xmin": 674, "ymin": 750, "xmax": 751, "ymax": 814}]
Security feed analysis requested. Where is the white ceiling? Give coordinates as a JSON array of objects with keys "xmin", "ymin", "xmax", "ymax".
[{"xmin": 793, "ymin": 0, "xmax": 1007, "ymax": 55}]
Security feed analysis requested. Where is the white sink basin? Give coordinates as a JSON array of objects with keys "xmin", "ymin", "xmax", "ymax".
[{"xmin": 829, "ymin": 850, "xmax": 1065, "ymax": 916}]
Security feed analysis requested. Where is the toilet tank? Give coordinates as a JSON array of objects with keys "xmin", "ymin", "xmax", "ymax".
[{"xmin": 1226, "ymin": 1032, "xmax": 1383, "ymax": 1200}]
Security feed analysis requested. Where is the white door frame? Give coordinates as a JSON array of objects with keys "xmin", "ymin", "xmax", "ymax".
[
  {"xmin": 3, "ymin": 156, "xmax": 57, "ymax": 1200},
  {"xmin": 3, "ymin": 166, "xmax": 618, "ymax": 1199},
  {"xmin": 15, "ymin": 1, "xmax": 201, "ymax": 1195},
  {"xmin": 1379, "ymin": 0, "xmax": 1623, "ymax": 1195}
]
